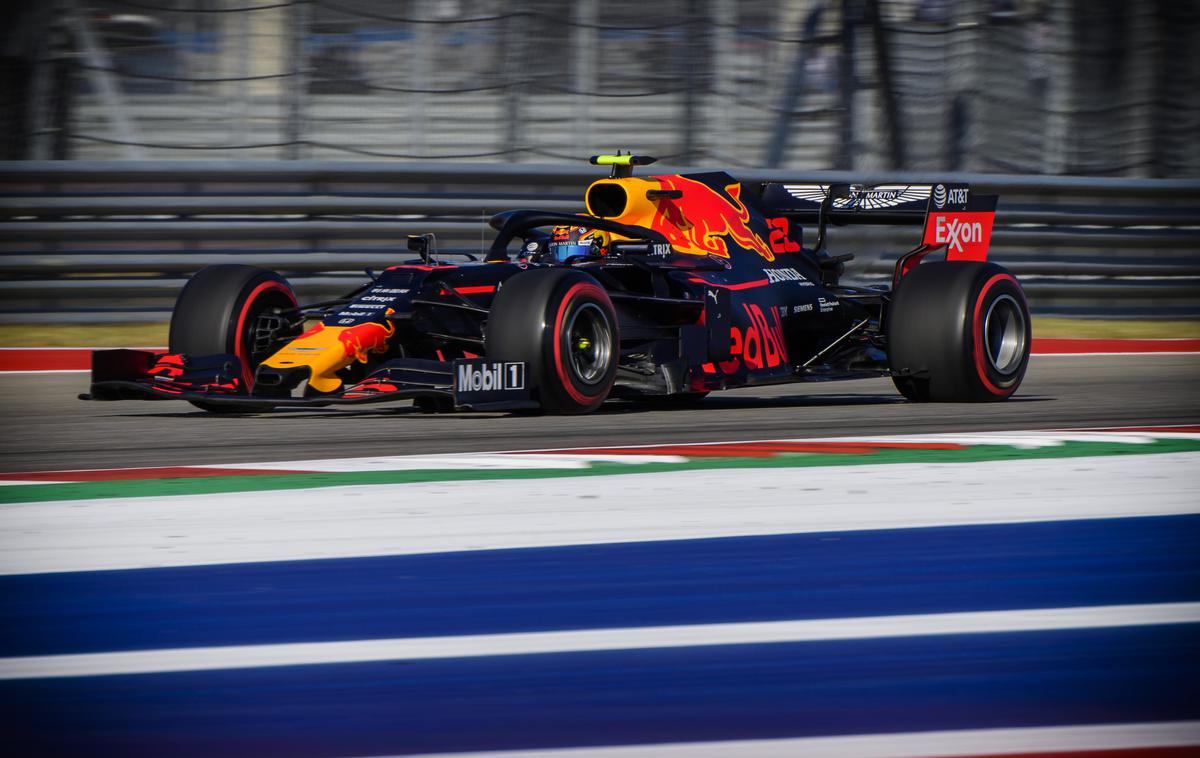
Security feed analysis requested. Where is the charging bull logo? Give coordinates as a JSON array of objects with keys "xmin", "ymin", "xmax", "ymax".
[
  {"xmin": 649, "ymin": 176, "xmax": 777, "ymax": 262},
  {"xmin": 337, "ymin": 320, "xmax": 394, "ymax": 363}
]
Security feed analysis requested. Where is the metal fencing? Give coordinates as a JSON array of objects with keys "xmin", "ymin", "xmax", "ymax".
[
  {"xmin": 5, "ymin": 0, "xmax": 1199, "ymax": 177},
  {"xmin": 1, "ymin": 161, "xmax": 1197, "ymax": 322}
]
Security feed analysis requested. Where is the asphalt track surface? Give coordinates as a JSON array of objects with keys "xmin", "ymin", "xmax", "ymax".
[{"xmin": 1, "ymin": 354, "xmax": 1197, "ymax": 471}]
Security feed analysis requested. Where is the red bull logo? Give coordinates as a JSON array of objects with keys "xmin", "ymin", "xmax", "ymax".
[
  {"xmin": 337, "ymin": 320, "xmax": 395, "ymax": 363},
  {"xmin": 700, "ymin": 302, "xmax": 790, "ymax": 376},
  {"xmin": 732, "ymin": 303, "xmax": 788, "ymax": 370},
  {"xmin": 649, "ymin": 176, "xmax": 777, "ymax": 262}
]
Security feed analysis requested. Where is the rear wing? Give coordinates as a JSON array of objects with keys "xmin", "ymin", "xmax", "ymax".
[{"xmin": 759, "ymin": 182, "xmax": 998, "ymax": 272}]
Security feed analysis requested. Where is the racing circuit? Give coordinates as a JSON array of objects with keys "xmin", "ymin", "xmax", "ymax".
[
  {"xmin": 3, "ymin": 0, "xmax": 1198, "ymax": 751},
  {"xmin": 1, "ymin": 348, "xmax": 1198, "ymax": 756}
]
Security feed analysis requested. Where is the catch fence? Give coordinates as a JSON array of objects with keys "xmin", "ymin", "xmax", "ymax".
[{"xmin": 5, "ymin": 0, "xmax": 1198, "ymax": 177}]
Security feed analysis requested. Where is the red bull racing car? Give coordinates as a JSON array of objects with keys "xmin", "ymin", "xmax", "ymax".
[{"xmin": 82, "ymin": 155, "xmax": 1031, "ymax": 414}]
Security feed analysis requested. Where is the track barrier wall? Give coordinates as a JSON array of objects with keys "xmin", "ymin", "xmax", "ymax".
[{"xmin": 0, "ymin": 161, "xmax": 1197, "ymax": 322}]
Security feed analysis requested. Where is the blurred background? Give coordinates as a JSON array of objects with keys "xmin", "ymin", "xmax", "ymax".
[
  {"xmin": 0, "ymin": 0, "xmax": 1197, "ymax": 326},
  {"xmin": 4, "ymin": 0, "xmax": 1198, "ymax": 173}
]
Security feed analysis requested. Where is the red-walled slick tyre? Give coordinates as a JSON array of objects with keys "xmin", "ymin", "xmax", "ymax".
[
  {"xmin": 486, "ymin": 268, "xmax": 618, "ymax": 414},
  {"xmin": 169, "ymin": 264, "xmax": 297, "ymax": 412},
  {"xmin": 887, "ymin": 261, "xmax": 1030, "ymax": 402}
]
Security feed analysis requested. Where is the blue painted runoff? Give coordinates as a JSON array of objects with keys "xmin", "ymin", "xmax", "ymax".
[
  {"xmin": 2, "ymin": 624, "xmax": 1197, "ymax": 757},
  {"xmin": 2, "ymin": 514, "xmax": 1198, "ymax": 657}
]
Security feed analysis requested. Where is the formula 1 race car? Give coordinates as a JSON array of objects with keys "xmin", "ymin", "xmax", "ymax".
[{"xmin": 82, "ymin": 154, "xmax": 1031, "ymax": 414}]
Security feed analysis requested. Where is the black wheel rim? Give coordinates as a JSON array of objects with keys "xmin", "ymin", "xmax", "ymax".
[
  {"xmin": 564, "ymin": 302, "xmax": 613, "ymax": 385},
  {"xmin": 240, "ymin": 291, "xmax": 295, "ymax": 372},
  {"xmin": 983, "ymin": 294, "xmax": 1027, "ymax": 376}
]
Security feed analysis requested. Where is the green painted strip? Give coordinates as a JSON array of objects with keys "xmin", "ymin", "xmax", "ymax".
[{"xmin": 2, "ymin": 439, "xmax": 1198, "ymax": 505}]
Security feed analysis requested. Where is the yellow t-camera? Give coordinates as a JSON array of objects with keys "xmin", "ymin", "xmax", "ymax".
[{"xmin": 589, "ymin": 154, "xmax": 658, "ymax": 177}]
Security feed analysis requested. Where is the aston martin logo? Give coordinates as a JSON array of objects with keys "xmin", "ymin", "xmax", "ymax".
[
  {"xmin": 834, "ymin": 184, "xmax": 931, "ymax": 210},
  {"xmin": 783, "ymin": 184, "xmax": 932, "ymax": 211},
  {"xmin": 782, "ymin": 184, "xmax": 832, "ymax": 203}
]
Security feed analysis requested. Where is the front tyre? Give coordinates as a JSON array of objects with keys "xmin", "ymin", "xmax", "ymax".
[
  {"xmin": 887, "ymin": 261, "xmax": 1030, "ymax": 402},
  {"xmin": 169, "ymin": 264, "xmax": 298, "ymax": 412},
  {"xmin": 485, "ymin": 269, "xmax": 618, "ymax": 414}
]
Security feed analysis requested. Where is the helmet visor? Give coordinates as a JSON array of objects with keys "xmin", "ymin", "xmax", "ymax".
[{"xmin": 546, "ymin": 242, "xmax": 593, "ymax": 262}]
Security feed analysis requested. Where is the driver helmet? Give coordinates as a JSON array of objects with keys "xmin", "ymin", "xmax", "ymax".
[{"xmin": 546, "ymin": 225, "xmax": 603, "ymax": 263}]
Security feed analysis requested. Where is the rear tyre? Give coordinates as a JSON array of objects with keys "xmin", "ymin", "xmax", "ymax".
[
  {"xmin": 169, "ymin": 264, "xmax": 298, "ymax": 412},
  {"xmin": 486, "ymin": 268, "xmax": 618, "ymax": 414},
  {"xmin": 886, "ymin": 261, "xmax": 1030, "ymax": 402}
]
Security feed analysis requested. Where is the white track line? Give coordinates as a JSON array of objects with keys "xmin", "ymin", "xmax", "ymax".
[
  {"xmin": 3, "ymin": 427, "xmax": 1195, "ymax": 478},
  {"xmin": 4, "ymin": 453, "xmax": 1198, "ymax": 575},
  {"xmin": 0, "ymin": 369, "xmax": 89, "ymax": 375},
  {"xmin": 210, "ymin": 431, "xmax": 1197, "ymax": 471},
  {"xmin": 401, "ymin": 721, "xmax": 1200, "ymax": 758},
  {"xmin": 2, "ymin": 602, "xmax": 1195, "ymax": 681},
  {"xmin": 218, "ymin": 453, "xmax": 689, "ymax": 472}
]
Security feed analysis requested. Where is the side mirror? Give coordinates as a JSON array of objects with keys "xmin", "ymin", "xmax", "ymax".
[{"xmin": 407, "ymin": 234, "xmax": 437, "ymax": 264}]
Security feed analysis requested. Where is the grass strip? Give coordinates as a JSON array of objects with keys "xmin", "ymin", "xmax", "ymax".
[
  {"xmin": 0, "ymin": 323, "xmax": 168, "ymax": 347},
  {"xmin": 1032, "ymin": 318, "xmax": 1200, "ymax": 339},
  {"xmin": 2, "ymin": 438, "xmax": 1197, "ymax": 505}
]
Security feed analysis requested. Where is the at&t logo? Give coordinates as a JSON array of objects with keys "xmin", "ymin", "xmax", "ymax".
[
  {"xmin": 933, "ymin": 184, "xmax": 947, "ymax": 209},
  {"xmin": 933, "ymin": 184, "xmax": 968, "ymax": 209}
]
